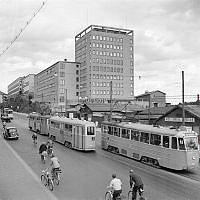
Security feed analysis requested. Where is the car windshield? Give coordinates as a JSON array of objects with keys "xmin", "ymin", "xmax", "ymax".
[
  {"xmin": 184, "ymin": 137, "xmax": 198, "ymax": 150},
  {"xmin": 8, "ymin": 128, "xmax": 17, "ymax": 133}
]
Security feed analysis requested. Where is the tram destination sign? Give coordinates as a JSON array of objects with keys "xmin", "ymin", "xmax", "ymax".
[{"xmin": 165, "ymin": 117, "xmax": 195, "ymax": 123}]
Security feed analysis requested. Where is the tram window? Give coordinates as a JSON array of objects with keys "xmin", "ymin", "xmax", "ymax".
[
  {"xmin": 178, "ymin": 138, "xmax": 186, "ymax": 150},
  {"xmin": 171, "ymin": 137, "xmax": 177, "ymax": 149},
  {"xmin": 87, "ymin": 126, "xmax": 95, "ymax": 135},
  {"xmin": 114, "ymin": 127, "xmax": 120, "ymax": 137},
  {"xmin": 140, "ymin": 132, "xmax": 149, "ymax": 144},
  {"xmin": 103, "ymin": 125, "xmax": 108, "ymax": 133},
  {"xmin": 64, "ymin": 124, "xmax": 69, "ymax": 131},
  {"xmin": 185, "ymin": 137, "xmax": 198, "ymax": 150},
  {"xmin": 131, "ymin": 130, "xmax": 140, "ymax": 141},
  {"xmin": 121, "ymin": 129, "xmax": 130, "ymax": 139},
  {"xmin": 150, "ymin": 134, "xmax": 161, "ymax": 146},
  {"xmin": 69, "ymin": 125, "xmax": 72, "ymax": 133},
  {"xmin": 163, "ymin": 136, "xmax": 169, "ymax": 148},
  {"xmin": 108, "ymin": 126, "xmax": 113, "ymax": 135}
]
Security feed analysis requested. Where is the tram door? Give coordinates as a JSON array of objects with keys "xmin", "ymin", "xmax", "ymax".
[{"xmin": 74, "ymin": 126, "xmax": 83, "ymax": 149}]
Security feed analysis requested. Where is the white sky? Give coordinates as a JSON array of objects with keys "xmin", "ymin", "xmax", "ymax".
[{"xmin": 0, "ymin": 0, "xmax": 200, "ymax": 104}]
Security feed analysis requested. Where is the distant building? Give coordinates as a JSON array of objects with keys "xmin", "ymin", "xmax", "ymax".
[
  {"xmin": 8, "ymin": 77, "xmax": 24, "ymax": 99},
  {"xmin": 75, "ymin": 25, "xmax": 134, "ymax": 102},
  {"xmin": 134, "ymin": 90, "xmax": 166, "ymax": 108},
  {"xmin": 22, "ymin": 74, "xmax": 35, "ymax": 98},
  {"xmin": 0, "ymin": 91, "xmax": 7, "ymax": 104},
  {"xmin": 34, "ymin": 60, "xmax": 80, "ymax": 113}
]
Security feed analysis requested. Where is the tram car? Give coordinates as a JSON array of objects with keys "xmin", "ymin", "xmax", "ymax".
[
  {"xmin": 28, "ymin": 112, "xmax": 49, "ymax": 136},
  {"xmin": 49, "ymin": 116, "xmax": 96, "ymax": 151},
  {"xmin": 101, "ymin": 121, "xmax": 199, "ymax": 171}
]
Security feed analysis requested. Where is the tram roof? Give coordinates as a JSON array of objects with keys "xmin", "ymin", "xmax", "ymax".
[
  {"xmin": 50, "ymin": 116, "xmax": 95, "ymax": 126},
  {"xmin": 102, "ymin": 121, "xmax": 185, "ymax": 136}
]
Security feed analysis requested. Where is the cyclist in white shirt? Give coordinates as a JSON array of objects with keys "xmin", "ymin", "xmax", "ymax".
[
  {"xmin": 108, "ymin": 174, "xmax": 122, "ymax": 200},
  {"xmin": 50, "ymin": 154, "xmax": 61, "ymax": 173}
]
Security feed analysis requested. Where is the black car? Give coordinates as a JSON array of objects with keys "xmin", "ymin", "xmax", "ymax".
[{"xmin": 3, "ymin": 127, "xmax": 19, "ymax": 140}]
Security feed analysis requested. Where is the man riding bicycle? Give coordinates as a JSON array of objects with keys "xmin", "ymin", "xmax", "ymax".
[
  {"xmin": 46, "ymin": 138, "xmax": 53, "ymax": 156},
  {"xmin": 108, "ymin": 174, "xmax": 122, "ymax": 200},
  {"xmin": 49, "ymin": 154, "xmax": 61, "ymax": 179},
  {"xmin": 39, "ymin": 142, "xmax": 47, "ymax": 162},
  {"xmin": 32, "ymin": 132, "xmax": 37, "ymax": 144},
  {"xmin": 129, "ymin": 169, "xmax": 144, "ymax": 200},
  {"xmin": 2, "ymin": 121, "xmax": 6, "ymax": 129}
]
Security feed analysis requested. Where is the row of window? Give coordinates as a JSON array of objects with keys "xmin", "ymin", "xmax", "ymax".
[
  {"xmin": 92, "ymin": 43, "xmax": 123, "ymax": 50},
  {"xmin": 92, "ymin": 90, "xmax": 123, "ymax": 95},
  {"xmin": 50, "ymin": 121, "xmax": 95, "ymax": 135},
  {"xmin": 92, "ymin": 58, "xmax": 124, "ymax": 66},
  {"xmin": 92, "ymin": 74, "xmax": 124, "ymax": 80},
  {"xmin": 92, "ymin": 66, "xmax": 123, "ymax": 73},
  {"xmin": 92, "ymin": 50, "xmax": 124, "ymax": 58},
  {"xmin": 92, "ymin": 35, "xmax": 124, "ymax": 43},
  {"xmin": 104, "ymin": 126, "xmax": 185, "ymax": 150},
  {"xmin": 92, "ymin": 82, "xmax": 123, "ymax": 88}
]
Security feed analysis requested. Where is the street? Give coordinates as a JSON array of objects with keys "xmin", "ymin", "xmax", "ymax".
[{"xmin": 2, "ymin": 112, "xmax": 200, "ymax": 200}]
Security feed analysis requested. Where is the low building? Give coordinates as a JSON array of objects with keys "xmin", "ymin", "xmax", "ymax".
[
  {"xmin": 155, "ymin": 105, "xmax": 200, "ymax": 137},
  {"xmin": 134, "ymin": 90, "xmax": 166, "ymax": 108}
]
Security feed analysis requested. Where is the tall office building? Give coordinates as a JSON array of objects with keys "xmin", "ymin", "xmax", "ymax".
[
  {"xmin": 34, "ymin": 60, "xmax": 80, "ymax": 113},
  {"xmin": 75, "ymin": 25, "xmax": 134, "ymax": 102},
  {"xmin": 22, "ymin": 74, "xmax": 35, "ymax": 98},
  {"xmin": 8, "ymin": 77, "xmax": 24, "ymax": 99}
]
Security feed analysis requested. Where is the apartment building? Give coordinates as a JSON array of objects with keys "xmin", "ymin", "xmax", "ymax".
[
  {"xmin": 8, "ymin": 77, "xmax": 24, "ymax": 99},
  {"xmin": 34, "ymin": 60, "xmax": 80, "ymax": 113},
  {"xmin": 75, "ymin": 25, "xmax": 134, "ymax": 102},
  {"xmin": 22, "ymin": 74, "xmax": 35, "ymax": 98},
  {"xmin": 0, "ymin": 91, "xmax": 7, "ymax": 104}
]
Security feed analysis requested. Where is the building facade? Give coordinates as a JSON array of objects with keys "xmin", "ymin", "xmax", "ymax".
[
  {"xmin": 0, "ymin": 91, "xmax": 7, "ymax": 104},
  {"xmin": 134, "ymin": 90, "xmax": 166, "ymax": 108},
  {"xmin": 75, "ymin": 25, "xmax": 134, "ymax": 102},
  {"xmin": 22, "ymin": 74, "xmax": 35, "ymax": 98},
  {"xmin": 8, "ymin": 77, "xmax": 24, "ymax": 99},
  {"xmin": 34, "ymin": 60, "xmax": 80, "ymax": 113}
]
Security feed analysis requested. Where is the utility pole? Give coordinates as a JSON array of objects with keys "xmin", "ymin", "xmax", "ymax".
[
  {"xmin": 197, "ymin": 94, "xmax": 199, "ymax": 105},
  {"xmin": 148, "ymin": 94, "xmax": 151, "ymax": 124},
  {"xmin": 110, "ymin": 81, "xmax": 113, "ymax": 121},
  {"xmin": 182, "ymin": 71, "xmax": 185, "ymax": 126},
  {"xmin": 65, "ymin": 89, "xmax": 68, "ymax": 116}
]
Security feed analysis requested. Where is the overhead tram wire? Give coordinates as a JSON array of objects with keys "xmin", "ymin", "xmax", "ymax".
[{"xmin": 0, "ymin": 0, "xmax": 49, "ymax": 58}]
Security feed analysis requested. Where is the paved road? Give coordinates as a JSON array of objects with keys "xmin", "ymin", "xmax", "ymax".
[
  {"xmin": 0, "ymin": 128, "xmax": 57, "ymax": 200},
  {"xmin": 3, "ymin": 112, "xmax": 200, "ymax": 200}
]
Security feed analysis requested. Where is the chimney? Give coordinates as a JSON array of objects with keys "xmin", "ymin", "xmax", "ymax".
[{"xmin": 64, "ymin": 59, "xmax": 67, "ymax": 62}]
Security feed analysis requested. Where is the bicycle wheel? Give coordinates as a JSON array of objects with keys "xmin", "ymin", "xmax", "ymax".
[
  {"xmin": 41, "ymin": 175, "xmax": 47, "ymax": 186},
  {"xmin": 48, "ymin": 178, "xmax": 54, "ymax": 191},
  {"xmin": 105, "ymin": 191, "xmax": 112, "ymax": 200},
  {"xmin": 128, "ymin": 190, "xmax": 132, "ymax": 200}
]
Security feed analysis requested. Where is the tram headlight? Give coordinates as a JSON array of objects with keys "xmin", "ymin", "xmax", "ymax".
[{"xmin": 192, "ymin": 156, "xmax": 195, "ymax": 160}]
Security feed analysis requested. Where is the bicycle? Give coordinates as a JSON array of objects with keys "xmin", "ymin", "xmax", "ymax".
[
  {"xmin": 51, "ymin": 168, "xmax": 62, "ymax": 185},
  {"xmin": 105, "ymin": 188, "xmax": 123, "ymax": 200},
  {"xmin": 41, "ymin": 169, "xmax": 54, "ymax": 191},
  {"xmin": 128, "ymin": 187, "xmax": 145, "ymax": 200}
]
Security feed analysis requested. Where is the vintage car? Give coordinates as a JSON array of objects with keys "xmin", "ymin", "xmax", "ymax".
[{"xmin": 3, "ymin": 127, "xmax": 19, "ymax": 140}]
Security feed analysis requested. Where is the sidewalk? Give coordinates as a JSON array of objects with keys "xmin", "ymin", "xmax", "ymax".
[{"xmin": 0, "ymin": 135, "xmax": 58, "ymax": 200}]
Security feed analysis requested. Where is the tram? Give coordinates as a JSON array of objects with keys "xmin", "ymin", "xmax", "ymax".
[
  {"xmin": 3, "ymin": 108, "xmax": 13, "ymax": 120},
  {"xmin": 28, "ymin": 112, "xmax": 49, "ymax": 136},
  {"xmin": 101, "ymin": 121, "xmax": 199, "ymax": 171},
  {"xmin": 49, "ymin": 116, "xmax": 96, "ymax": 151}
]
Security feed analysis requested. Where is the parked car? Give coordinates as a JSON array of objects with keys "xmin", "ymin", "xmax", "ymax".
[{"xmin": 3, "ymin": 127, "xmax": 19, "ymax": 140}]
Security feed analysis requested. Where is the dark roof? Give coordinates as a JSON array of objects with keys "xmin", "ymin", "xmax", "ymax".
[
  {"xmin": 84, "ymin": 103, "xmax": 144, "ymax": 113},
  {"xmin": 135, "ymin": 90, "xmax": 166, "ymax": 98},
  {"xmin": 138, "ymin": 105, "xmax": 175, "ymax": 115}
]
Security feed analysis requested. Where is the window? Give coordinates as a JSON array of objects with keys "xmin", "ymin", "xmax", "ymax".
[
  {"xmin": 76, "ymin": 77, "xmax": 79, "ymax": 82},
  {"xmin": 76, "ymin": 70, "xmax": 79, "ymax": 75},
  {"xmin": 140, "ymin": 132, "xmax": 149, "ymax": 143},
  {"xmin": 131, "ymin": 130, "xmax": 140, "ymax": 141},
  {"xmin": 60, "ymin": 72, "xmax": 65, "ymax": 77},
  {"xmin": 121, "ymin": 129, "xmax": 130, "ymax": 139},
  {"xmin": 60, "ymin": 80, "xmax": 65, "ymax": 85},
  {"xmin": 113, "ymin": 127, "xmax": 120, "ymax": 137},
  {"xmin": 185, "ymin": 137, "xmax": 198, "ymax": 150},
  {"xmin": 178, "ymin": 138, "xmax": 186, "ymax": 150},
  {"xmin": 87, "ymin": 126, "xmax": 95, "ymax": 135},
  {"xmin": 60, "ymin": 96, "xmax": 64, "ymax": 102},
  {"xmin": 108, "ymin": 126, "xmax": 113, "ymax": 135},
  {"xmin": 163, "ymin": 136, "xmax": 169, "ymax": 148},
  {"xmin": 60, "ymin": 88, "xmax": 64, "ymax": 94},
  {"xmin": 150, "ymin": 134, "xmax": 161, "ymax": 146},
  {"xmin": 172, "ymin": 137, "xmax": 177, "ymax": 149}
]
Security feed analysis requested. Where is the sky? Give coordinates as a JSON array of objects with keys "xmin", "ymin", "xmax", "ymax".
[{"xmin": 0, "ymin": 0, "xmax": 200, "ymax": 104}]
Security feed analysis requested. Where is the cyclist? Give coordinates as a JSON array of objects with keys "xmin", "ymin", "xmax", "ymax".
[
  {"xmin": 39, "ymin": 142, "xmax": 47, "ymax": 162},
  {"xmin": 108, "ymin": 173, "xmax": 122, "ymax": 200},
  {"xmin": 2, "ymin": 121, "xmax": 6, "ymax": 129},
  {"xmin": 46, "ymin": 138, "xmax": 54, "ymax": 156},
  {"xmin": 32, "ymin": 132, "xmax": 37, "ymax": 144},
  {"xmin": 49, "ymin": 154, "xmax": 61, "ymax": 179},
  {"xmin": 129, "ymin": 169, "xmax": 144, "ymax": 200}
]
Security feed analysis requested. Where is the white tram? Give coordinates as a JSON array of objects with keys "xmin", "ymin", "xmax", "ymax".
[
  {"xmin": 28, "ymin": 112, "xmax": 49, "ymax": 136},
  {"xmin": 49, "ymin": 116, "xmax": 96, "ymax": 151},
  {"xmin": 101, "ymin": 121, "xmax": 199, "ymax": 171},
  {"xmin": 4, "ymin": 108, "xmax": 13, "ymax": 120}
]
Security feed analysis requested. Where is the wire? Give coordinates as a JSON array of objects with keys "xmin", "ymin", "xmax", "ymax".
[{"xmin": 0, "ymin": 1, "xmax": 48, "ymax": 58}]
